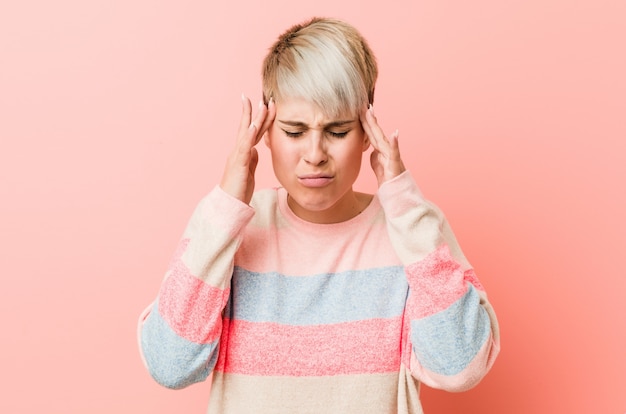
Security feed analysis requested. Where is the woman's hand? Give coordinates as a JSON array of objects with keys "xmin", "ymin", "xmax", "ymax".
[
  {"xmin": 220, "ymin": 95, "xmax": 276, "ymax": 204},
  {"xmin": 360, "ymin": 105, "xmax": 406, "ymax": 187}
]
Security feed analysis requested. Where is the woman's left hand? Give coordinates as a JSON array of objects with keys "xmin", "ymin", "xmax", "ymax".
[{"xmin": 360, "ymin": 105, "xmax": 406, "ymax": 187}]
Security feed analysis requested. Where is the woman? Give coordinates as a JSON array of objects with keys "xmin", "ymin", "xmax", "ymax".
[{"xmin": 139, "ymin": 17, "xmax": 500, "ymax": 413}]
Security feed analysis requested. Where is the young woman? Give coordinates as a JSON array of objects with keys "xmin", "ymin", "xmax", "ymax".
[{"xmin": 138, "ymin": 17, "xmax": 500, "ymax": 413}]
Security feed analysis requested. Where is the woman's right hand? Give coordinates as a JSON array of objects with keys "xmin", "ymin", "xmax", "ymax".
[{"xmin": 220, "ymin": 95, "xmax": 276, "ymax": 204}]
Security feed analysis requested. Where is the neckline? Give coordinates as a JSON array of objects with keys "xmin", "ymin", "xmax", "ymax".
[{"xmin": 276, "ymin": 187, "xmax": 380, "ymax": 233}]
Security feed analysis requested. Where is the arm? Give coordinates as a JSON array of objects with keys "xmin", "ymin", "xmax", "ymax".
[
  {"xmin": 138, "ymin": 95, "xmax": 275, "ymax": 389},
  {"xmin": 378, "ymin": 172, "xmax": 500, "ymax": 391},
  {"xmin": 361, "ymin": 106, "xmax": 499, "ymax": 391},
  {"xmin": 138, "ymin": 187, "xmax": 255, "ymax": 389}
]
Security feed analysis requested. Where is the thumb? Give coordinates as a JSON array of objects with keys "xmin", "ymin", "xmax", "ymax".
[
  {"xmin": 369, "ymin": 150, "xmax": 384, "ymax": 186},
  {"xmin": 249, "ymin": 147, "xmax": 259, "ymax": 176}
]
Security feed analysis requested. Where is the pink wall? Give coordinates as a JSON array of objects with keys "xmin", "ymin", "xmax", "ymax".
[{"xmin": 1, "ymin": 0, "xmax": 624, "ymax": 412}]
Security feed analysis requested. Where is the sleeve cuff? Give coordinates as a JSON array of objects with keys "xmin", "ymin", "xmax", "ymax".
[
  {"xmin": 198, "ymin": 186, "xmax": 256, "ymax": 236},
  {"xmin": 377, "ymin": 171, "xmax": 426, "ymax": 218}
]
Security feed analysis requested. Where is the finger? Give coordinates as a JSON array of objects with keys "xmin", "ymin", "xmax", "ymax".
[
  {"xmin": 257, "ymin": 98, "xmax": 276, "ymax": 139},
  {"xmin": 238, "ymin": 100, "xmax": 266, "ymax": 155},
  {"xmin": 237, "ymin": 94, "xmax": 253, "ymax": 140},
  {"xmin": 388, "ymin": 129, "xmax": 406, "ymax": 174},
  {"xmin": 390, "ymin": 129, "xmax": 400, "ymax": 153},
  {"xmin": 361, "ymin": 105, "xmax": 390, "ymax": 153},
  {"xmin": 391, "ymin": 129, "xmax": 405, "ymax": 162},
  {"xmin": 238, "ymin": 122, "xmax": 258, "ymax": 158},
  {"xmin": 365, "ymin": 106, "xmax": 389, "ymax": 146},
  {"xmin": 250, "ymin": 100, "xmax": 270, "ymax": 145},
  {"xmin": 252, "ymin": 99, "xmax": 267, "ymax": 125},
  {"xmin": 360, "ymin": 109, "xmax": 380, "ymax": 152}
]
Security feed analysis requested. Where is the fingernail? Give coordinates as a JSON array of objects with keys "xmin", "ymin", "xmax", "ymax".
[
  {"xmin": 241, "ymin": 93, "xmax": 246, "ymax": 102},
  {"xmin": 369, "ymin": 103, "xmax": 375, "ymax": 115},
  {"xmin": 259, "ymin": 100, "xmax": 265, "ymax": 110},
  {"xmin": 249, "ymin": 122, "xmax": 257, "ymax": 130}
]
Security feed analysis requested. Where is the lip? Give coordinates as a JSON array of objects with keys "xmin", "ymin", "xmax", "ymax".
[{"xmin": 297, "ymin": 174, "xmax": 334, "ymax": 188}]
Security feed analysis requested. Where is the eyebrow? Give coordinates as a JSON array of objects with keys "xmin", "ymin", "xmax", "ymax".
[{"xmin": 277, "ymin": 119, "xmax": 356, "ymax": 128}]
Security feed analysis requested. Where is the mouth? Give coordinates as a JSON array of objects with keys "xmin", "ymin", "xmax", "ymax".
[{"xmin": 297, "ymin": 174, "xmax": 334, "ymax": 188}]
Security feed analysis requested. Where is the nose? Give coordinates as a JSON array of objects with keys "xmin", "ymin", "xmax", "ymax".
[{"xmin": 302, "ymin": 132, "xmax": 328, "ymax": 166}]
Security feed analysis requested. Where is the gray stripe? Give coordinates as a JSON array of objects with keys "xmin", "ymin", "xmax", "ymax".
[
  {"xmin": 411, "ymin": 286, "xmax": 491, "ymax": 375},
  {"xmin": 227, "ymin": 266, "xmax": 409, "ymax": 325},
  {"xmin": 141, "ymin": 303, "xmax": 219, "ymax": 389}
]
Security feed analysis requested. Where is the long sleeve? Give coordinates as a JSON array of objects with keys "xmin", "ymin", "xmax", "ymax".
[
  {"xmin": 378, "ymin": 171, "xmax": 500, "ymax": 392},
  {"xmin": 138, "ymin": 186, "xmax": 255, "ymax": 389}
]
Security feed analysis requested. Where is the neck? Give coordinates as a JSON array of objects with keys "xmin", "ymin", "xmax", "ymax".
[{"xmin": 287, "ymin": 191, "xmax": 372, "ymax": 224}]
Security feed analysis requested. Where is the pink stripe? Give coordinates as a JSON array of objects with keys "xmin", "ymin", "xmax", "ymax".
[
  {"xmin": 159, "ymin": 257, "xmax": 229, "ymax": 344},
  {"xmin": 401, "ymin": 313, "xmax": 412, "ymax": 368},
  {"xmin": 215, "ymin": 317, "xmax": 403, "ymax": 376},
  {"xmin": 406, "ymin": 244, "xmax": 468, "ymax": 319},
  {"xmin": 236, "ymin": 217, "xmax": 402, "ymax": 276},
  {"xmin": 463, "ymin": 269, "xmax": 485, "ymax": 291}
]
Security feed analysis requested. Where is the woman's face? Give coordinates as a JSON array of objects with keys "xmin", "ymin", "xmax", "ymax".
[{"xmin": 264, "ymin": 96, "xmax": 370, "ymax": 224}]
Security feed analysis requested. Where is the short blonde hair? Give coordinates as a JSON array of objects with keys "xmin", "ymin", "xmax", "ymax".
[{"xmin": 262, "ymin": 17, "xmax": 378, "ymax": 118}]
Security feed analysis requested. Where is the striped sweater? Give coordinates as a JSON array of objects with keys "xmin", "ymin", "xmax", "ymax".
[{"xmin": 138, "ymin": 171, "xmax": 500, "ymax": 413}]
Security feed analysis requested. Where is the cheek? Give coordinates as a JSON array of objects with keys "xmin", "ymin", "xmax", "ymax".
[
  {"xmin": 267, "ymin": 133, "xmax": 296, "ymax": 165},
  {"xmin": 340, "ymin": 138, "xmax": 367, "ymax": 160}
]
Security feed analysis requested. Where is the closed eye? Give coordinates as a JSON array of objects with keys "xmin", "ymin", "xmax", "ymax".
[
  {"xmin": 283, "ymin": 129, "xmax": 304, "ymax": 138},
  {"xmin": 328, "ymin": 131, "xmax": 349, "ymax": 138},
  {"xmin": 281, "ymin": 129, "xmax": 350, "ymax": 138}
]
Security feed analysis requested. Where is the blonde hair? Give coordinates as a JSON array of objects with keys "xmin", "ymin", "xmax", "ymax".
[{"xmin": 262, "ymin": 17, "xmax": 378, "ymax": 118}]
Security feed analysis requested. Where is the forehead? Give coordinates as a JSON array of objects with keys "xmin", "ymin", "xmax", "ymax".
[{"xmin": 275, "ymin": 96, "xmax": 357, "ymax": 125}]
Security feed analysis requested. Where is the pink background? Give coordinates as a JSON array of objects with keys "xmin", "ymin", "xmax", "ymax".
[{"xmin": 1, "ymin": 0, "xmax": 624, "ymax": 412}]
